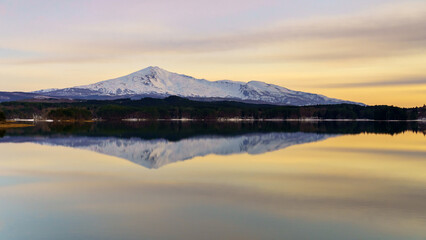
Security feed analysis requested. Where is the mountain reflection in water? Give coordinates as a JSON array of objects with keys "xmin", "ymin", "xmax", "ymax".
[
  {"xmin": 0, "ymin": 133, "xmax": 333, "ymax": 168},
  {"xmin": 1, "ymin": 121, "xmax": 423, "ymax": 168}
]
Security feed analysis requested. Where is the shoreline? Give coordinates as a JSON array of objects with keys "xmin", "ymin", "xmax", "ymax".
[{"xmin": 8, "ymin": 118, "xmax": 426, "ymax": 123}]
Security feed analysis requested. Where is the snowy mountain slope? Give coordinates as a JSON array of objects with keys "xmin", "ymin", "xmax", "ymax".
[
  {"xmin": 0, "ymin": 132, "xmax": 334, "ymax": 169},
  {"xmin": 34, "ymin": 66, "xmax": 363, "ymax": 106}
]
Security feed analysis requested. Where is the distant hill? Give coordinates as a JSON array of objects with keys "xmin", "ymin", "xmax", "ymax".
[{"xmin": 0, "ymin": 91, "xmax": 51, "ymax": 102}]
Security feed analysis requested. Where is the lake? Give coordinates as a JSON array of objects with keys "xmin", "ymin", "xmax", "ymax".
[{"xmin": 0, "ymin": 121, "xmax": 425, "ymax": 240}]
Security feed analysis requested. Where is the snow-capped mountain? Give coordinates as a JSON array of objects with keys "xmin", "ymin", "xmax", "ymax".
[
  {"xmin": 34, "ymin": 66, "xmax": 362, "ymax": 106},
  {"xmin": 0, "ymin": 132, "xmax": 333, "ymax": 168}
]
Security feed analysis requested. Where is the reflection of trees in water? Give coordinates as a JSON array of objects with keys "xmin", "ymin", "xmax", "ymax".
[
  {"xmin": 0, "ymin": 130, "xmax": 5, "ymax": 138},
  {"xmin": 2, "ymin": 121, "xmax": 424, "ymax": 140}
]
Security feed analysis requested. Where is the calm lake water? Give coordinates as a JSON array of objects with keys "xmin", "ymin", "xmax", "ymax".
[{"xmin": 0, "ymin": 121, "xmax": 425, "ymax": 240}]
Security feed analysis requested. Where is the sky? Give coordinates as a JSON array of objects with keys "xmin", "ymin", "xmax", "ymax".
[{"xmin": 0, "ymin": 0, "xmax": 425, "ymax": 107}]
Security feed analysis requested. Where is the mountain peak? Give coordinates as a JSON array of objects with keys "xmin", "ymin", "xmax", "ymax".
[
  {"xmin": 133, "ymin": 66, "xmax": 165, "ymax": 75},
  {"xmin": 145, "ymin": 66, "xmax": 162, "ymax": 71}
]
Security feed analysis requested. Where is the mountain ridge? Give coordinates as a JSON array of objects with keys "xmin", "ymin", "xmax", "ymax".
[{"xmin": 32, "ymin": 66, "xmax": 364, "ymax": 106}]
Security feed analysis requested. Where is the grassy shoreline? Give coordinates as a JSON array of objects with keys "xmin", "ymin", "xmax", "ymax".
[{"xmin": 0, "ymin": 121, "xmax": 34, "ymax": 128}]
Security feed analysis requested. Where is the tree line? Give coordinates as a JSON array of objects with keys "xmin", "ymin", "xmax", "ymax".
[{"xmin": 0, "ymin": 96, "xmax": 424, "ymax": 121}]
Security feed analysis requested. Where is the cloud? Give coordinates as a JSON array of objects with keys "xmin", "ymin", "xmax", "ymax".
[
  {"xmin": 70, "ymin": 3, "xmax": 426, "ymax": 56},
  {"xmin": 319, "ymin": 78, "xmax": 426, "ymax": 88},
  {"xmin": 1, "ymin": 1, "xmax": 425, "ymax": 65}
]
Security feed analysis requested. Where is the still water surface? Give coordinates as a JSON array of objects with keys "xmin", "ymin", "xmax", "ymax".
[{"xmin": 0, "ymin": 122, "xmax": 425, "ymax": 240}]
